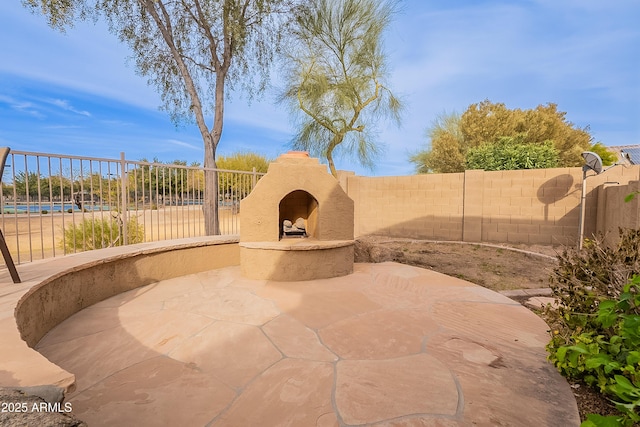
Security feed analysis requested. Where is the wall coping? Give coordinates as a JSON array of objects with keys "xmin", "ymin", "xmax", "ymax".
[
  {"xmin": 239, "ymin": 239, "xmax": 353, "ymax": 251},
  {"xmin": 0, "ymin": 236, "xmax": 240, "ymax": 395}
]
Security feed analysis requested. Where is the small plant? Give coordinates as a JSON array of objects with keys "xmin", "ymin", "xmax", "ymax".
[
  {"xmin": 41, "ymin": 210, "xmax": 48, "ymax": 214},
  {"xmin": 60, "ymin": 216, "xmax": 145, "ymax": 252},
  {"xmin": 548, "ymin": 275, "xmax": 640, "ymax": 426},
  {"xmin": 624, "ymin": 191, "xmax": 639, "ymax": 203},
  {"xmin": 67, "ymin": 208, "xmax": 73, "ymax": 213}
]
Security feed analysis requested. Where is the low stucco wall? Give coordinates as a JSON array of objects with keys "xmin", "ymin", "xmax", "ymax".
[
  {"xmin": 239, "ymin": 241, "xmax": 354, "ymax": 281},
  {"xmin": 2, "ymin": 236, "xmax": 240, "ymax": 393}
]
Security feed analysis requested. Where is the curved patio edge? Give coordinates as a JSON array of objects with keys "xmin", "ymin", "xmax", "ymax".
[{"xmin": 1, "ymin": 236, "xmax": 240, "ymax": 394}]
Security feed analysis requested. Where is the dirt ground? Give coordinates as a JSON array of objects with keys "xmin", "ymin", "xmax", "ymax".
[{"xmin": 355, "ymin": 235, "xmax": 560, "ymax": 291}]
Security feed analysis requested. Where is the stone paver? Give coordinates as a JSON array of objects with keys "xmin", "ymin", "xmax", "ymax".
[
  {"xmin": 336, "ymin": 354, "xmax": 459, "ymax": 424},
  {"xmin": 35, "ymin": 262, "xmax": 580, "ymax": 426}
]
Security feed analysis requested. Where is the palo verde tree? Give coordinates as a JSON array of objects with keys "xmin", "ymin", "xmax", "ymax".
[
  {"xmin": 279, "ymin": 0, "xmax": 402, "ymax": 177},
  {"xmin": 216, "ymin": 152, "xmax": 271, "ymax": 173},
  {"xmin": 24, "ymin": 0, "xmax": 296, "ymax": 234},
  {"xmin": 410, "ymin": 112, "xmax": 465, "ymax": 174}
]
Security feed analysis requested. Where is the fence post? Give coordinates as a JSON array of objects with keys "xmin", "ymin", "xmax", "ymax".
[
  {"xmin": 252, "ymin": 167, "xmax": 257, "ymax": 189},
  {"xmin": 120, "ymin": 152, "xmax": 128, "ymax": 245}
]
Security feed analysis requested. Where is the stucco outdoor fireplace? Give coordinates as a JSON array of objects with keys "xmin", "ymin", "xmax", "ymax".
[{"xmin": 239, "ymin": 151, "xmax": 354, "ymax": 281}]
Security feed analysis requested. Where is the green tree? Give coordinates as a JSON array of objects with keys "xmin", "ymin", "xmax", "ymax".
[
  {"xmin": 217, "ymin": 152, "xmax": 270, "ymax": 202},
  {"xmin": 2, "ymin": 183, "xmax": 11, "ymax": 198},
  {"xmin": 24, "ymin": 0, "xmax": 296, "ymax": 234},
  {"xmin": 129, "ymin": 159, "xmax": 201, "ymax": 206},
  {"xmin": 42, "ymin": 175, "xmax": 72, "ymax": 201},
  {"xmin": 279, "ymin": 0, "xmax": 402, "ymax": 177},
  {"xmin": 411, "ymin": 100, "xmax": 595, "ymax": 173},
  {"xmin": 589, "ymin": 142, "xmax": 618, "ymax": 167},
  {"xmin": 76, "ymin": 172, "xmax": 111, "ymax": 202},
  {"xmin": 461, "ymin": 101, "xmax": 592, "ymax": 167},
  {"xmin": 13, "ymin": 172, "xmax": 45, "ymax": 198},
  {"xmin": 465, "ymin": 137, "xmax": 559, "ymax": 171}
]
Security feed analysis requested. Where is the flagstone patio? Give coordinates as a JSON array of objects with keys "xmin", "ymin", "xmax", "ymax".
[{"xmin": 34, "ymin": 262, "xmax": 579, "ymax": 426}]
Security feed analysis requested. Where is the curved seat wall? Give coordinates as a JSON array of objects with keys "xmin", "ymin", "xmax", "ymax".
[{"xmin": 1, "ymin": 236, "xmax": 239, "ymax": 393}]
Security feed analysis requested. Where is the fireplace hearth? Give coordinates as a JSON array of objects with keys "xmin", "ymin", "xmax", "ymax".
[{"xmin": 239, "ymin": 152, "xmax": 354, "ymax": 281}]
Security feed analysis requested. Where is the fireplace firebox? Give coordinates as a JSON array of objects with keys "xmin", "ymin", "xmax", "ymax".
[{"xmin": 279, "ymin": 190, "xmax": 317, "ymax": 239}]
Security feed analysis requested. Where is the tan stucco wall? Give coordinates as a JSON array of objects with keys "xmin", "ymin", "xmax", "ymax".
[
  {"xmin": 348, "ymin": 165, "xmax": 640, "ymax": 246},
  {"xmin": 239, "ymin": 242, "xmax": 354, "ymax": 281}
]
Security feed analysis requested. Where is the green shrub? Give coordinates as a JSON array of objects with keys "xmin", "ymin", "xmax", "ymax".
[
  {"xmin": 67, "ymin": 208, "xmax": 73, "ymax": 213},
  {"xmin": 60, "ymin": 216, "xmax": 145, "ymax": 252},
  {"xmin": 548, "ymin": 276, "xmax": 640, "ymax": 426},
  {"xmin": 465, "ymin": 137, "xmax": 559, "ymax": 171},
  {"xmin": 546, "ymin": 228, "xmax": 640, "ymax": 426},
  {"xmin": 41, "ymin": 210, "xmax": 48, "ymax": 214}
]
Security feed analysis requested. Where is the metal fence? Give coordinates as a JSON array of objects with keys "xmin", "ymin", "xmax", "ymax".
[{"xmin": 1, "ymin": 150, "xmax": 264, "ymax": 265}]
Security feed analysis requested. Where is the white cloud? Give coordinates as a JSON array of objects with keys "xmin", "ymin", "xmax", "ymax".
[
  {"xmin": 47, "ymin": 98, "xmax": 91, "ymax": 117},
  {"xmin": 44, "ymin": 125, "xmax": 83, "ymax": 130},
  {"xmin": 1, "ymin": 0, "xmax": 638, "ymax": 174},
  {"xmin": 0, "ymin": 2, "xmax": 161, "ymax": 111},
  {"xmin": 166, "ymin": 139, "xmax": 201, "ymax": 151},
  {"xmin": 0, "ymin": 94, "xmax": 45, "ymax": 119},
  {"xmin": 100, "ymin": 119, "xmax": 135, "ymax": 127}
]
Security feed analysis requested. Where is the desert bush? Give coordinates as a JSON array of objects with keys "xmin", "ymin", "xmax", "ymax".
[
  {"xmin": 546, "ymin": 228, "xmax": 640, "ymax": 335},
  {"xmin": 60, "ymin": 216, "xmax": 144, "ymax": 252},
  {"xmin": 546, "ymin": 228, "xmax": 640, "ymax": 426}
]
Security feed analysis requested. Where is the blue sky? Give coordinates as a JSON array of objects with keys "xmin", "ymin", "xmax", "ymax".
[{"xmin": 1, "ymin": 0, "xmax": 638, "ymax": 176}]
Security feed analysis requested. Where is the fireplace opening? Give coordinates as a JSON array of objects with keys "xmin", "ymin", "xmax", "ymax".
[{"xmin": 279, "ymin": 190, "xmax": 318, "ymax": 239}]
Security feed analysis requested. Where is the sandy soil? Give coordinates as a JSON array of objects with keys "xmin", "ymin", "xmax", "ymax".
[
  {"xmin": 356, "ymin": 235, "xmax": 560, "ymax": 291},
  {"xmin": 1, "ymin": 206, "xmax": 239, "ymax": 263}
]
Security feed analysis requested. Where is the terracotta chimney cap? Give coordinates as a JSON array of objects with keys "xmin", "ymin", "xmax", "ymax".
[{"xmin": 282, "ymin": 151, "xmax": 310, "ymax": 158}]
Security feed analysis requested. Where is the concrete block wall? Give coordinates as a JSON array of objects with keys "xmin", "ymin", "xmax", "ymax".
[
  {"xmin": 347, "ymin": 165, "xmax": 640, "ymax": 246},
  {"xmin": 479, "ymin": 168, "xmax": 583, "ymax": 246},
  {"xmin": 349, "ymin": 174, "xmax": 464, "ymax": 240},
  {"xmin": 596, "ymin": 180, "xmax": 640, "ymax": 246}
]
